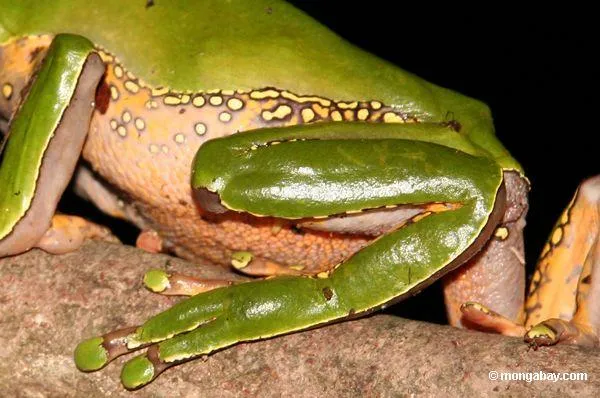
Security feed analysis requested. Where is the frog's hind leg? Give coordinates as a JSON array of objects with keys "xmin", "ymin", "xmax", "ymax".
[
  {"xmin": 75, "ymin": 136, "xmax": 507, "ymax": 389},
  {"xmin": 524, "ymin": 175, "xmax": 600, "ymax": 347}
]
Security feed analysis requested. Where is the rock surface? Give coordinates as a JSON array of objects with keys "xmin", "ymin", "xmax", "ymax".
[{"xmin": 1, "ymin": 241, "xmax": 599, "ymax": 397}]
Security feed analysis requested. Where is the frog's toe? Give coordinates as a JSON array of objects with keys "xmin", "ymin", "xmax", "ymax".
[
  {"xmin": 143, "ymin": 268, "xmax": 236, "ymax": 296},
  {"xmin": 74, "ymin": 326, "xmax": 140, "ymax": 371},
  {"xmin": 74, "ymin": 336, "xmax": 109, "ymax": 371},
  {"xmin": 230, "ymin": 251, "xmax": 307, "ymax": 276},
  {"xmin": 460, "ymin": 301, "xmax": 526, "ymax": 337},
  {"xmin": 121, "ymin": 355, "xmax": 154, "ymax": 390},
  {"xmin": 121, "ymin": 345, "xmax": 172, "ymax": 390},
  {"xmin": 524, "ymin": 323, "xmax": 560, "ymax": 348},
  {"xmin": 524, "ymin": 318, "xmax": 599, "ymax": 348}
]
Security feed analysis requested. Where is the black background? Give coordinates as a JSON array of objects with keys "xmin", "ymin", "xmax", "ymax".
[{"xmin": 60, "ymin": 3, "xmax": 596, "ymax": 323}]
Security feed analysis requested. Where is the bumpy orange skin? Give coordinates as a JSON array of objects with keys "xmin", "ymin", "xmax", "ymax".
[{"xmin": 0, "ymin": 36, "xmax": 417, "ymax": 273}]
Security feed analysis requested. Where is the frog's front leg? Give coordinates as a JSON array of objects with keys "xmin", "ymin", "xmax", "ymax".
[
  {"xmin": 0, "ymin": 34, "xmax": 109, "ymax": 257},
  {"xmin": 461, "ymin": 176, "xmax": 600, "ymax": 347},
  {"xmin": 75, "ymin": 126, "xmax": 507, "ymax": 389},
  {"xmin": 523, "ymin": 176, "xmax": 600, "ymax": 347}
]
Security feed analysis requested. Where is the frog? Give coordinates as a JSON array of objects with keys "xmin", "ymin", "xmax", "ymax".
[{"xmin": 0, "ymin": 0, "xmax": 599, "ymax": 390}]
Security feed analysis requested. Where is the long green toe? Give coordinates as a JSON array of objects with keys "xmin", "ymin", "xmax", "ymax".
[
  {"xmin": 143, "ymin": 269, "xmax": 170, "ymax": 293},
  {"xmin": 74, "ymin": 336, "xmax": 109, "ymax": 371},
  {"xmin": 121, "ymin": 355, "xmax": 155, "ymax": 390}
]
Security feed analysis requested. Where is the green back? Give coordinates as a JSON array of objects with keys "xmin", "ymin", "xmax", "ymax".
[{"xmin": 0, "ymin": 0, "xmax": 521, "ymax": 171}]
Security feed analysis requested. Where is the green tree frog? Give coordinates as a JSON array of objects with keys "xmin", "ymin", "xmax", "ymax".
[{"xmin": 0, "ymin": 0, "xmax": 598, "ymax": 390}]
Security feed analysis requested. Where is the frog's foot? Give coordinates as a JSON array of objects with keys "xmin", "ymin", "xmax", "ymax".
[
  {"xmin": 35, "ymin": 214, "xmax": 119, "ymax": 254},
  {"xmin": 74, "ymin": 287, "xmax": 237, "ymax": 389},
  {"xmin": 75, "ymin": 325, "xmax": 179, "ymax": 388},
  {"xmin": 143, "ymin": 269, "xmax": 235, "ymax": 296},
  {"xmin": 525, "ymin": 319, "xmax": 599, "ymax": 348},
  {"xmin": 75, "ymin": 326, "xmax": 178, "ymax": 389},
  {"xmin": 460, "ymin": 302, "xmax": 526, "ymax": 337},
  {"xmin": 75, "ymin": 326, "xmax": 139, "ymax": 372},
  {"xmin": 229, "ymin": 250, "xmax": 310, "ymax": 276}
]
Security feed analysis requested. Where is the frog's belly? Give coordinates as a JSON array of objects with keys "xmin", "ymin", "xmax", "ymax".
[
  {"xmin": 83, "ymin": 111, "xmax": 369, "ymax": 270},
  {"xmin": 80, "ymin": 59, "xmax": 410, "ymax": 270}
]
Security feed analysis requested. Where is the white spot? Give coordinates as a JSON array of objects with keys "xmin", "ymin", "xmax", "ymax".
[
  {"xmin": 227, "ymin": 98, "xmax": 244, "ymax": 111},
  {"xmin": 124, "ymin": 81, "xmax": 139, "ymax": 94},
  {"xmin": 209, "ymin": 96, "xmax": 223, "ymax": 106},
  {"xmin": 110, "ymin": 85, "xmax": 119, "ymax": 101},
  {"xmin": 113, "ymin": 65, "xmax": 124, "ymax": 78},
  {"xmin": 174, "ymin": 133, "xmax": 186, "ymax": 144},
  {"xmin": 219, "ymin": 111, "xmax": 232, "ymax": 122},
  {"xmin": 117, "ymin": 126, "xmax": 127, "ymax": 137},
  {"xmin": 195, "ymin": 122, "xmax": 207, "ymax": 136},
  {"xmin": 135, "ymin": 118, "xmax": 146, "ymax": 131},
  {"xmin": 192, "ymin": 96, "xmax": 206, "ymax": 107}
]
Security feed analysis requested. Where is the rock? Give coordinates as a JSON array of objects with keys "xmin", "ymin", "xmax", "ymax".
[{"xmin": 1, "ymin": 241, "xmax": 598, "ymax": 397}]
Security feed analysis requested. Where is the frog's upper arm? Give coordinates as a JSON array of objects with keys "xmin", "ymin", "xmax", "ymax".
[{"xmin": 0, "ymin": 35, "xmax": 105, "ymax": 256}]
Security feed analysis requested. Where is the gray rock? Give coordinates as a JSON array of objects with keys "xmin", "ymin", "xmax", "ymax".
[{"xmin": 1, "ymin": 241, "xmax": 599, "ymax": 397}]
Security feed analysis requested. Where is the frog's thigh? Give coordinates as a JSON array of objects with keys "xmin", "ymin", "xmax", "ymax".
[
  {"xmin": 525, "ymin": 175, "xmax": 600, "ymax": 347},
  {"xmin": 443, "ymin": 171, "xmax": 528, "ymax": 331}
]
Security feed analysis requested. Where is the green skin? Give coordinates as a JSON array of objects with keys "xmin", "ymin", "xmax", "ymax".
[{"xmin": 0, "ymin": 0, "xmax": 523, "ymax": 389}]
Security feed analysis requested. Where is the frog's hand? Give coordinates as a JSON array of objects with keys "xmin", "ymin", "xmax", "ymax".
[
  {"xmin": 76, "ymin": 127, "xmax": 506, "ymax": 389},
  {"xmin": 0, "ymin": 34, "xmax": 105, "ymax": 257},
  {"xmin": 523, "ymin": 176, "xmax": 600, "ymax": 347},
  {"xmin": 460, "ymin": 301, "xmax": 526, "ymax": 337}
]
